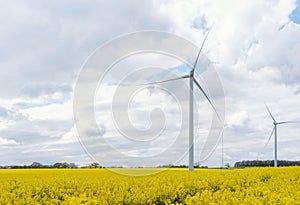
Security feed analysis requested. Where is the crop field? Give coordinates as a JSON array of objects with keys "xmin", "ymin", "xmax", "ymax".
[{"xmin": 1, "ymin": 167, "xmax": 300, "ymax": 204}]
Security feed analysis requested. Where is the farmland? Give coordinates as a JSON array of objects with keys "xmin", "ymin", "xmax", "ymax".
[{"xmin": 1, "ymin": 167, "xmax": 300, "ymax": 204}]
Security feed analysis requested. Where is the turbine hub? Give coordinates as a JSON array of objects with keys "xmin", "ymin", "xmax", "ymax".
[{"xmin": 190, "ymin": 71, "xmax": 194, "ymax": 78}]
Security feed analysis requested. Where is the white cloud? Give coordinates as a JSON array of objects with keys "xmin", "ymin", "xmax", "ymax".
[
  {"xmin": 227, "ymin": 110, "xmax": 249, "ymax": 128},
  {"xmin": 20, "ymin": 99, "xmax": 73, "ymax": 121},
  {"xmin": 0, "ymin": 137, "xmax": 17, "ymax": 146}
]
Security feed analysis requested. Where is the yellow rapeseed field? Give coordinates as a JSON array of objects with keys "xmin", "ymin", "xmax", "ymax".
[{"xmin": 1, "ymin": 167, "xmax": 300, "ymax": 204}]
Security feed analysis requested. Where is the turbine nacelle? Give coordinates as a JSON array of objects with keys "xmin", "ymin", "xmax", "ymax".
[{"xmin": 190, "ymin": 71, "xmax": 194, "ymax": 78}]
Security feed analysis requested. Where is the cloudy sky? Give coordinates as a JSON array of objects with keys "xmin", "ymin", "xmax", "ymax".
[{"xmin": 1, "ymin": 0, "xmax": 300, "ymax": 167}]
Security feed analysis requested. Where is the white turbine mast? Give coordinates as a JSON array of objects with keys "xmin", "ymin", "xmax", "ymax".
[
  {"xmin": 264, "ymin": 102, "xmax": 300, "ymax": 167},
  {"xmin": 220, "ymin": 124, "xmax": 227, "ymax": 168}
]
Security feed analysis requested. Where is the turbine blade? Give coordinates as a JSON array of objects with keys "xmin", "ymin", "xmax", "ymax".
[
  {"xmin": 120, "ymin": 74, "xmax": 190, "ymax": 86},
  {"xmin": 264, "ymin": 127, "xmax": 275, "ymax": 148},
  {"xmin": 193, "ymin": 78, "xmax": 222, "ymax": 122},
  {"xmin": 192, "ymin": 28, "xmax": 212, "ymax": 72},
  {"xmin": 277, "ymin": 121, "xmax": 300, "ymax": 125},
  {"xmin": 264, "ymin": 102, "xmax": 276, "ymax": 123}
]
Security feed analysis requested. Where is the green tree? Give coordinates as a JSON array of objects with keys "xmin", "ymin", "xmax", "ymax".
[{"xmin": 90, "ymin": 162, "xmax": 100, "ymax": 168}]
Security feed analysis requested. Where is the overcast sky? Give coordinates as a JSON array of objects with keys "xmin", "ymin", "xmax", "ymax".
[{"xmin": 1, "ymin": 0, "xmax": 300, "ymax": 167}]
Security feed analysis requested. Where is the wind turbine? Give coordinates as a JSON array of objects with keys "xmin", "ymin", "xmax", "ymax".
[
  {"xmin": 264, "ymin": 103, "xmax": 300, "ymax": 167},
  {"xmin": 138, "ymin": 30, "xmax": 222, "ymax": 172}
]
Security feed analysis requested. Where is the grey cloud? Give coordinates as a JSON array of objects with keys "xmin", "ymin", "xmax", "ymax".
[
  {"xmin": 0, "ymin": 106, "xmax": 27, "ymax": 121},
  {"xmin": 19, "ymin": 83, "xmax": 72, "ymax": 98},
  {"xmin": 0, "ymin": 107, "xmax": 9, "ymax": 119},
  {"xmin": 0, "ymin": 0, "xmax": 172, "ymax": 99}
]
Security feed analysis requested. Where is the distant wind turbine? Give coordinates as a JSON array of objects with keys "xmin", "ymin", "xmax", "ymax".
[{"xmin": 264, "ymin": 103, "xmax": 300, "ymax": 167}]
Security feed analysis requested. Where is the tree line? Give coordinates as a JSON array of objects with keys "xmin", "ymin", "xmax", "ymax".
[
  {"xmin": 234, "ymin": 160, "xmax": 300, "ymax": 168},
  {"xmin": 0, "ymin": 162, "xmax": 103, "ymax": 169}
]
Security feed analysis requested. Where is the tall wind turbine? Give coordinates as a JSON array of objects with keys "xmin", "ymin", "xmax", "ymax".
[
  {"xmin": 264, "ymin": 103, "xmax": 300, "ymax": 167},
  {"xmin": 139, "ymin": 30, "xmax": 222, "ymax": 172}
]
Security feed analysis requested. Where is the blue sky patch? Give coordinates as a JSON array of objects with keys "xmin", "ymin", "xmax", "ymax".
[
  {"xmin": 149, "ymin": 62, "xmax": 209, "ymax": 82},
  {"xmin": 289, "ymin": 0, "xmax": 300, "ymax": 24},
  {"xmin": 146, "ymin": 64, "xmax": 191, "ymax": 82},
  {"xmin": 193, "ymin": 16, "xmax": 208, "ymax": 31},
  {"xmin": 19, "ymin": 100, "xmax": 64, "ymax": 109}
]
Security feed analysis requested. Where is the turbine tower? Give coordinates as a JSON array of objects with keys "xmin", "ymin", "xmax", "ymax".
[
  {"xmin": 264, "ymin": 103, "xmax": 299, "ymax": 167},
  {"xmin": 140, "ymin": 30, "xmax": 222, "ymax": 172}
]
